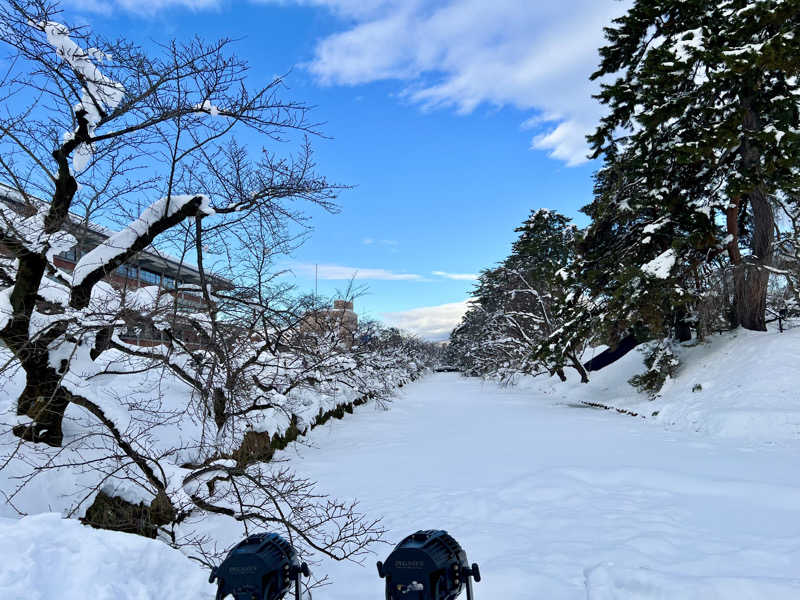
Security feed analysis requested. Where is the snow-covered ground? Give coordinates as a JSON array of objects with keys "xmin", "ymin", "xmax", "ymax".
[
  {"xmin": 0, "ymin": 513, "xmax": 209, "ymax": 599},
  {"xmin": 281, "ymin": 370, "xmax": 800, "ymax": 599},
  {"xmin": 2, "ymin": 328, "xmax": 800, "ymax": 599}
]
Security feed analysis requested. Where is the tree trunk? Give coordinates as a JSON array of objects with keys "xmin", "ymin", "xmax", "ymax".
[
  {"xmin": 213, "ymin": 387, "xmax": 227, "ymax": 430},
  {"xmin": 734, "ymin": 184, "xmax": 773, "ymax": 331},
  {"xmin": 4, "ymin": 255, "xmax": 70, "ymax": 446},
  {"xmin": 569, "ymin": 354, "xmax": 590, "ymax": 383},
  {"xmin": 3, "ymin": 153, "xmax": 79, "ymax": 446},
  {"xmin": 730, "ymin": 89, "xmax": 773, "ymax": 332},
  {"xmin": 13, "ymin": 355, "xmax": 70, "ymax": 446},
  {"xmin": 674, "ymin": 308, "xmax": 692, "ymax": 342}
]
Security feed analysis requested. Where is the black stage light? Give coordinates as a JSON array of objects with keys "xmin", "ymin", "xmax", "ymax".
[
  {"xmin": 209, "ymin": 532, "xmax": 310, "ymax": 600},
  {"xmin": 376, "ymin": 530, "xmax": 481, "ymax": 600}
]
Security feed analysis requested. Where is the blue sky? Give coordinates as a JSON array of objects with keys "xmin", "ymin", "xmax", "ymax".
[{"xmin": 62, "ymin": 0, "xmax": 630, "ymax": 339}]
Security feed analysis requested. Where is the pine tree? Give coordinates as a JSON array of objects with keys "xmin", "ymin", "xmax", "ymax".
[
  {"xmin": 586, "ymin": 0, "xmax": 800, "ymax": 333},
  {"xmin": 448, "ymin": 210, "xmax": 588, "ymax": 381}
]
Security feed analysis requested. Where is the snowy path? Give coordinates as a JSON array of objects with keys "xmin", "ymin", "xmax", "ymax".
[{"xmin": 279, "ymin": 373, "xmax": 800, "ymax": 599}]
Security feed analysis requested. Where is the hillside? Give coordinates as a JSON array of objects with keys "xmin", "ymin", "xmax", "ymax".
[{"xmin": 516, "ymin": 326, "xmax": 800, "ymax": 442}]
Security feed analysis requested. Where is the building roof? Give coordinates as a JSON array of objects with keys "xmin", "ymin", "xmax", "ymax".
[{"xmin": 0, "ymin": 182, "xmax": 232, "ymax": 288}]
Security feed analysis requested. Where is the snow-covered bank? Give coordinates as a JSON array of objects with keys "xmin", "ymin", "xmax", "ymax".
[
  {"xmin": 0, "ymin": 513, "xmax": 211, "ymax": 599},
  {"xmin": 513, "ymin": 327, "xmax": 800, "ymax": 442},
  {"xmin": 276, "ymin": 373, "xmax": 800, "ymax": 599},
  {"xmin": 0, "ymin": 343, "xmax": 426, "ymax": 518}
]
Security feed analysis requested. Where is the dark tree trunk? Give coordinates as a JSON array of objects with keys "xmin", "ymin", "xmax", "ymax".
[
  {"xmin": 13, "ymin": 356, "xmax": 70, "ymax": 446},
  {"xmin": 213, "ymin": 387, "xmax": 227, "ymax": 430},
  {"xmin": 583, "ymin": 333, "xmax": 639, "ymax": 372},
  {"xmin": 91, "ymin": 326, "xmax": 114, "ymax": 360},
  {"xmin": 569, "ymin": 354, "xmax": 590, "ymax": 383},
  {"xmin": 675, "ymin": 308, "xmax": 692, "ymax": 342},
  {"xmin": 733, "ymin": 187, "xmax": 772, "ymax": 331},
  {"xmin": 2, "ymin": 146, "xmax": 80, "ymax": 446},
  {"xmin": 675, "ymin": 322, "xmax": 692, "ymax": 342},
  {"xmin": 732, "ymin": 264, "xmax": 769, "ymax": 331},
  {"xmin": 4, "ymin": 254, "xmax": 69, "ymax": 446},
  {"xmin": 731, "ymin": 91, "xmax": 773, "ymax": 332}
]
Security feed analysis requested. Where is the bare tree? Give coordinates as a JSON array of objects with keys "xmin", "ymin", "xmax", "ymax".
[
  {"xmin": 0, "ymin": 0, "xmax": 404, "ymax": 575},
  {"xmin": 0, "ymin": 0, "xmax": 335, "ymax": 445}
]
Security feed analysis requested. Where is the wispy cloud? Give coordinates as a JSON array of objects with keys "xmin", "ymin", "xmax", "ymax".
[
  {"xmin": 362, "ymin": 237, "xmax": 398, "ymax": 247},
  {"xmin": 382, "ymin": 298, "xmax": 473, "ymax": 341},
  {"xmin": 432, "ymin": 270, "xmax": 477, "ymax": 281},
  {"xmin": 293, "ymin": 262, "xmax": 422, "ymax": 281},
  {"xmin": 67, "ymin": 0, "xmax": 221, "ymax": 15}
]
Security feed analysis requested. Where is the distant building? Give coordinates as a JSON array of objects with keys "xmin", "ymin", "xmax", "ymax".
[
  {"xmin": 0, "ymin": 183, "xmax": 231, "ymax": 347},
  {"xmin": 300, "ymin": 299, "xmax": 359, "ymax": 348}
]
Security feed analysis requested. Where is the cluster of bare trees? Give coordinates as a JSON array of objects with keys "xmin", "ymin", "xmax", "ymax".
[{"xmin": 0, "ymin": 0, "xmax": 436, "ymax": 583}]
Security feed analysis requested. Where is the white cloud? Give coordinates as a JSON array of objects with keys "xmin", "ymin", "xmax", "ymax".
[
  {"xmin": 293, "ymin": 262, "xmax": 422, "ymax": 280},
  {"xmin": 382, "ymin": 298, "xmax": 472, "ymax": 340},
  {"xmin": 289, "ymin": 0, "xmax": 632, "ymax": 166},
  {"xmin": 72, "ymin": 0, "xmax": 632, "ymax": 165},
  {"xmin": 362, "ymin": 238, "xmax": 398, "ymax": 247},
  {"xmin": 432, "ymin": 270, "xmax": 477, "ymax": 281},
  {"xmin": 66, "ymin": 0, "xmax": 221, "ymax": 15}
]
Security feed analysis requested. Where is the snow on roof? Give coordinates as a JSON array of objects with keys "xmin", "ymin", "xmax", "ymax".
[{"xmin": 0, "ymin": 182, "xmax": 230, "ymax": 285}]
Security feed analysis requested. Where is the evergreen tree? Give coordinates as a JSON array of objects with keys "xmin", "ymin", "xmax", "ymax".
[
  {"xmin": 448, "ymin": 210, "xmax": 588, "ymax": 381},
  {"xmin": 586, "ymin": 0, "xmax": 800, "ymax": 333}
]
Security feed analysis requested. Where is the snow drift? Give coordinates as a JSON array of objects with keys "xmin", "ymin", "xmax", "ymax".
[{"xmin": 0, "ymin": 513, "xmax": 211, "ymax": 600}]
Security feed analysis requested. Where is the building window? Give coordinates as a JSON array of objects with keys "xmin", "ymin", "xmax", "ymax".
[
  {"xmin": 140, "ymin": 269, "xmax": 161, "ymax": 285},
  {"xmin": 60, "ymin": 247, "xmax": 78, "ymax": 262},
  {"xmin": 163, "ymin": 275, "xmax": 175, "ymax": 289},
  {"xmin": 116, "ymin": 264, "xmax": 137, "ymax": 279}
]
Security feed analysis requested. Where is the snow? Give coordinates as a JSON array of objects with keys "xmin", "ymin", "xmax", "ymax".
[
  {"xmin": 72, "ymin": 194, "xmax": 214, "ymax": 286},
  {"xmin": 2, "ymin": 326, "xmax": 800, "ymax": 599},
  {"xmin": 585, "ymin": 564, "xmax": 800, "ymax": 599},
  {"xmin": 194, "ymin": 99, "xmax": 220, "ymax": 117},
  {"xmin": 575, "ymin": 327, "xmax": 800, "ymax": 441},
  {"xmin": 0, "ymin": 513, "xmax": 213, "ymax": 600},
  {"xmin": 40, "ymin": 21, "xmax": 125, "ymax": 172},
  {"xmin": 641, "ymin": 249, "xmax": 676, "ymax": 279},
  {"xmin": 0, "ymin": 334, "xmax": 425, "ymax": 517},
  {"xmin": 0, "ymin": 203, "xmax": 77, "ymax": 264},
  {"xmin": 273, "ymin": 369, "xmax": 800, "ymax": 599},
  {"xmin": 642, "ymin": 220, "xmax": 667, "ymax": 235},
  {"xmin": 0, "ymin": 286, "xmax": 13, "ymax": 331}
]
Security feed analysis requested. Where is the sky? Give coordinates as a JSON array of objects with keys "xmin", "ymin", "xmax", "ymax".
[{"xmin": 61, "ymin": 0, "xmax": 631, "ymax": 340}]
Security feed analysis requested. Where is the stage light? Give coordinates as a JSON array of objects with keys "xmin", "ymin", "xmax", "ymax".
[
  {"xmin": 377, "ymin": 530, "xmax": 481, "ymax": 600},
  {"xmin": 210, "ymin": 532, "xmax": 309, "ymax": 600}
]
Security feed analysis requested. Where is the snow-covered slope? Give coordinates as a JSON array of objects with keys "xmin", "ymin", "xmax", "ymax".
[{"xmin": 515, "ymin": 326, "xmax": 800, "ymax": 442}]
